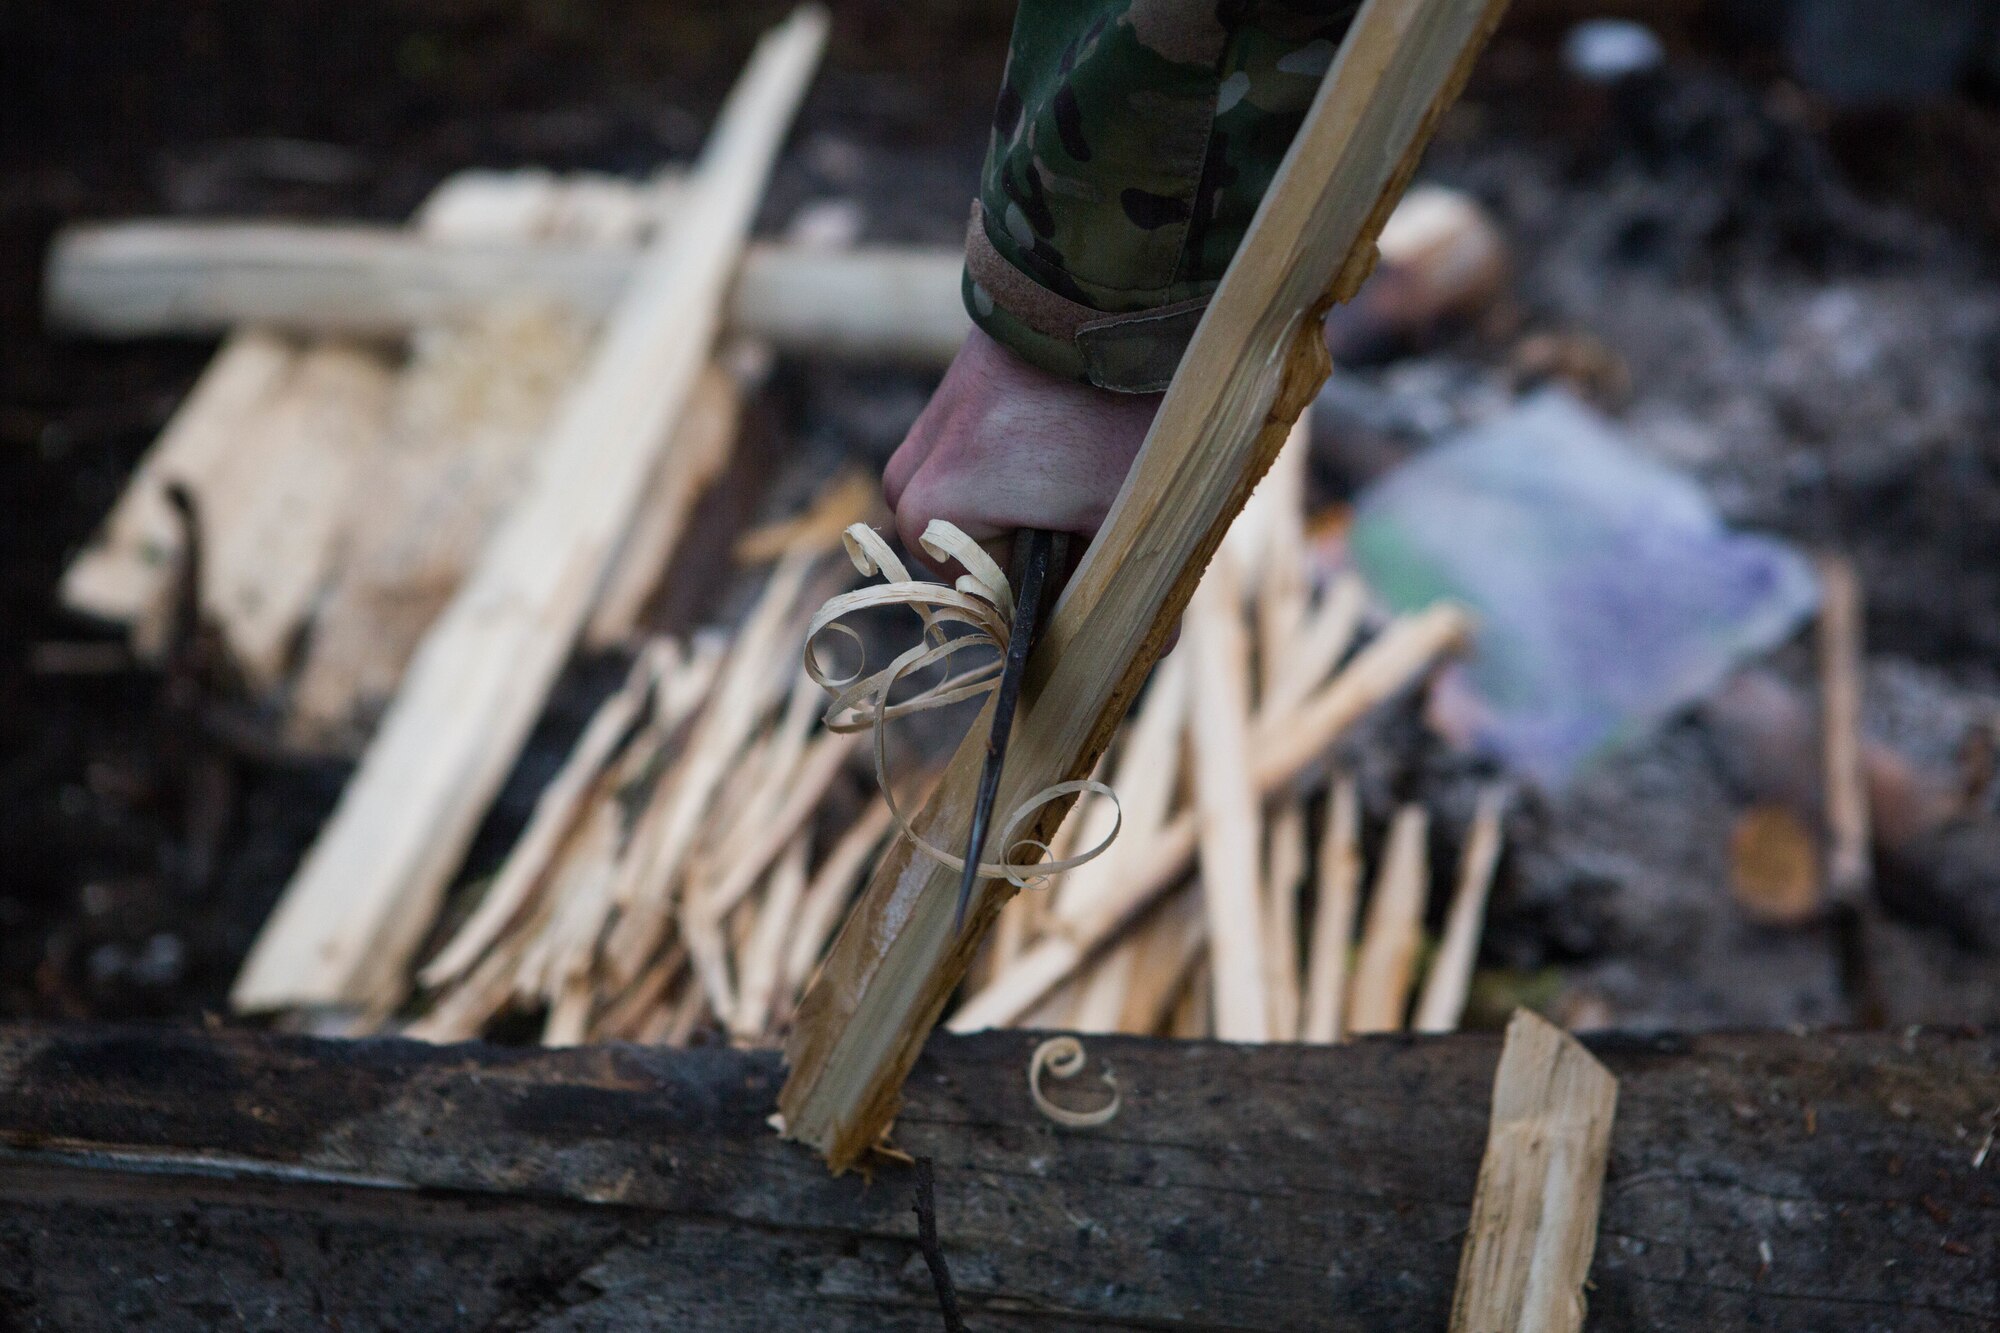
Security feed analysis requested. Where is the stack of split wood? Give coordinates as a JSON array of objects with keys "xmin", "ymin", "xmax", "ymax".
[
  {"xmin": 408, "ymin": 478, "xmax": 893, "ymax": 1046},
  {"xmin": 395, "ymin": 424, "xmax": 1493, "ymax": 1050}
]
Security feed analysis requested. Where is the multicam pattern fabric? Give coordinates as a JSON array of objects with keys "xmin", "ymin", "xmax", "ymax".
[{"xmin": 966, "ymin": 0, "xmax": 1363, "ymax": 389}]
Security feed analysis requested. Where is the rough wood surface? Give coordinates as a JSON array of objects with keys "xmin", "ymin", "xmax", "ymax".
[
  {"xmin": 47, "ymin": 220, "xmax": 969, "ymax": 364},
  {"xmin": 781, "ymin": 0, "xmax": 1511, "ymax": 1170},
  {"xmin": 0, "ymin": 1023, "xmax": 1993, "ymax": 1331}
]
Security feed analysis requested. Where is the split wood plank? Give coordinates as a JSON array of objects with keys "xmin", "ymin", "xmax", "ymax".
[
  {"xmin": 1264, "ymin": 796, "xmax": 1308, "ymax": 1041},
  {"xmin": 59, "ymin": 331, "xmax": 295, "ymax": 652},
  {"xmin": 191, "ymin": 341, "xmax": 394, "ymax": 688},
  {"xmin": 48, "ymin": 220, "xmax": 969, "ymax": 365},
  {"xmin": 231, "ymin": 6, "xmax": 829, "ymax": 1015},
  {"xmin": 60, "ymin": 335, "xmax": 395, "ymax": 682},
  {"xmin": 1448, "ymin": 1008, "xmax": 1619, "ymax": 1333},
  {"xmin": 782, "ymin": 0, "xmax": 1510, "ymax": 1169}
]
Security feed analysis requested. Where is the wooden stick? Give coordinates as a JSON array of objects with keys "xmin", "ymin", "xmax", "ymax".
[
  {"xmin": 1185, "ymin": 552, "xmax": 1268, "ymax": 1041},
  {"xmin": 1413, "ymin": 785, "xmax": 1507, "ymax": 1034},
  {"xmin": 1115, "ymin": 892, "xmax": 1208, "ymax": 1036},
  {"xmin": 782, "ymin": 796, "xmax": 896, "ymax": 1001},
  {"xmin": 618, "ymin": 554, "xmax": 823, "ymax": 1015},
  {"xmin": 231, "ymin": 8, "xmax": 829, "ymax": 1016},
  {"xmin": 1250, "ymin": 605, "xmax": 1469, "ymax": 783},
  {"xmin": 1818, "ymin": 556, "xmax": 1871, "ymax": 908},
  {"xmin": 1263, "ymin": 796, "xmax": 1308, "ymax": 1042},
  {"xmin": 1301, "ymin": 776, "xmax": 1364, "ymax": 1043},
  {"xmin": 947, "ymin": 610, "xmax": 1464, "ymax": 1034},
  {"xmin": 1449, "ymin": 1009, "xmax": 1619, "ymax": 1333},
  {"xmin": 1347, "ymin": 804, "xmax": 1429, "ymax": 1034},
  {"xmin": 47, "ymin": 220, "xmax": 969, "ymax": 365},
  {"xmin": 731, "ymin": 833, "xmax": 812, "ymax": 1043},
  {"xmin": 780, "ymin": 0, "xmax": 1507, "ymax": 1167},
  {"xmin": 1259, "ymin": 573, "xmax": 1367, "ymax": 730},
  {"xmin": 703, "ymin": 726, "xmax": 861, "ymax": 924}
]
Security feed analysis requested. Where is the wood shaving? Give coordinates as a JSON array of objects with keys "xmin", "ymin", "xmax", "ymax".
[
  {"xmin": 1028, "ymin": 1036, "xmax": 1122, "ymax": 1128},
  {"xmin": 804, "ymin": 521, "xmax": 1119, "ymax": 888}
]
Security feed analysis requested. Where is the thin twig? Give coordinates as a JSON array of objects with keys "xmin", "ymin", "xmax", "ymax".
[{"xmin": 912, "ymin": 1157, "xmax": 969, "ymax": 1333}]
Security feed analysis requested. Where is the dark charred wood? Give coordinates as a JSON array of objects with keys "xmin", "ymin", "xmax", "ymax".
[{"xmin": 0, "ymin": 1023, "xmax": 1994, "ymax": 1330}]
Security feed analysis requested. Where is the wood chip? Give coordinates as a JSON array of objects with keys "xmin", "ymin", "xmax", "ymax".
[{"xmin": 1449, "ymin": 1008, "xmax": 1619, "ymax": 1333}]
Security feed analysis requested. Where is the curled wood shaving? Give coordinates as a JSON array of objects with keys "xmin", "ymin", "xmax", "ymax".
[
  {"xmin": 1028, "ymin": 1036, "xmax": 1122, "ymax": 1128},
  {"xmin": 804, "ymin": 521, "xmax": 1118, "ymax": 889}
]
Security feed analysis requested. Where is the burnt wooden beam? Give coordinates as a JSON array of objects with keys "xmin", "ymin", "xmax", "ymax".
[{"xmin": 0, "ymin": 1023, "xmax": 1995, "ymax": 1330}]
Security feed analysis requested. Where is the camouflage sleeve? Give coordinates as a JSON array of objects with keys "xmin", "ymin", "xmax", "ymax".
[{"xmin": 965, "ymin": 0, "xmax": 1363, "ymax": 391}]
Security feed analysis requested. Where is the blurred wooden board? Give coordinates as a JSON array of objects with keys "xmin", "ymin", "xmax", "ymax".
[{"xmin": 0, "ymin": 1023, "xmax": 1993, "ymax": 1330}]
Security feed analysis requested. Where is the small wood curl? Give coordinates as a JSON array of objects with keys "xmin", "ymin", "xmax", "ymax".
[
  {"xmin": 804, "ymin": 522, "xmax": 1121, "ymax": 889},
  {"xmin": 1028, "ymin": 1036, "xmax": 1122, "ymax": 1128}
]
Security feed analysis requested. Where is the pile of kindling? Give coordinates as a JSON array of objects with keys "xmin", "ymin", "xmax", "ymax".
[{"xmin": 403, "ymin": 428, "xmax": 1500, "ymax": 1048}]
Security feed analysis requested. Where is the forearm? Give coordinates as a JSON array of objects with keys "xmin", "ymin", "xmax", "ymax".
[{"xmin": 967, "ymin": 0, "xmax": 1363, "ymax": 390}]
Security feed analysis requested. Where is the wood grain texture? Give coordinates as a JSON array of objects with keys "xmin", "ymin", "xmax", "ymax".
[
  {"xmin": 0, "ymin": 1023, "xmax": 1993, "ymax": 1330},
  {"xmin": 781, "ymin": 0, "xmax": 1513, "ymax": 1171}
]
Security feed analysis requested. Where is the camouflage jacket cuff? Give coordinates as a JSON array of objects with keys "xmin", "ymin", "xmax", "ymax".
[
  {"xmin": 967, "ymin": 0, "xmax": 1362, "ymax": 391},
  {"xmin": 963, "ymin": 203, "xmax": 1206, "ymax": 393}
]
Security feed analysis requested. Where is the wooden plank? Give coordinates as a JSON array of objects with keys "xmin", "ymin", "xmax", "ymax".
[
  {"xmin": 230, "ymin": 7, "xmax": 829, "ymax": 1016},
  {"xmin": 1449, "ymin": 1009, "xmax": 1619, "ymax": 1333},
  {"xmin": 186, "ymin": 340, "xmax": 395, "ymax": 688},
  {"xmin": 47, "ymin": 220, "xmax": 970, "ymax": 365},
  {"xmin": 60, "ymin": 169, "xmax": 606, "ymax": 695},
  {"xmin": 781, "ymin": 0, "xmax": 1511, "ymax": 1171},
  {"xmin": 58, "ymin": 335, "xmax": 397, "ymax": 683},
  {"xmin": 1, "ymin": 1023, "xmax": 1993, "ymax": 1331}
]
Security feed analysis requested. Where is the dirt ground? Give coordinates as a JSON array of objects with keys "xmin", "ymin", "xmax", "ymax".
[{"xmin": 4, "ymin": 2, "xmax": 1999, "ymax": 1032}]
